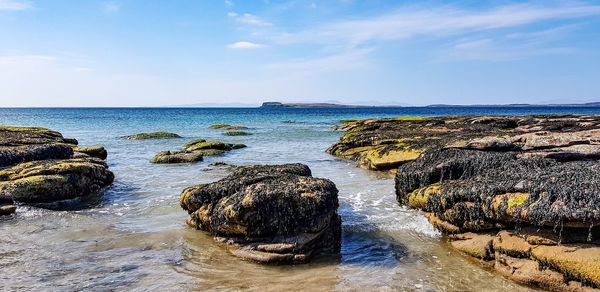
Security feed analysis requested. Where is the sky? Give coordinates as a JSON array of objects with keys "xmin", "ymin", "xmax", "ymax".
[{"xmin": 1, "ymin": 0, "xmax": 600, "ymax": 107}]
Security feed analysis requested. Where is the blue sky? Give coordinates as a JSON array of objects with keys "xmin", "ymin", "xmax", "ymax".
[{"xmin": 1, "ymin": 0, "xmax": 600, "ymax": 106}]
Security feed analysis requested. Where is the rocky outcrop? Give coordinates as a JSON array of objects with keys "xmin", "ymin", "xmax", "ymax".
[
  {"xmin": 0, "ymin": 126, "xmax": 114, "ymax": 214},
  {"xmin": 180, "ymin": 163, "xmax": 341, "ymax": 264},
  {"xmin": 330, "ymin": 115, "xmax": 600, "ymax": 291},
  {"xmin": 120, "ymin": 132, "xmax": 181, "ymax": 140},
  {"xmin": 152, "ymin": 139, "xmax": 246, "ymax": 164},
  {"xmin": 223, "ymin": 131, "xmax": 252, "ymax": 136}
]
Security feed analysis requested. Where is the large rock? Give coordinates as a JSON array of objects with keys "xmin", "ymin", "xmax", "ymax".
[
  {"xmin": 330, "ymin": 115, "xmax": 600, "ymax": 291},
  {"xmin": 0, "ymin": 126, "xmax": 114, "ymax": 213},
  {"xmin": 180, "ymin": 163, "xmax": 341, "ymax": 263}
]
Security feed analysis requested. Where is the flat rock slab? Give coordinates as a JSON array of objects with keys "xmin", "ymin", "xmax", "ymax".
[{"xmin": 180, "ymin": 163, "xmax": 341, "ymax": 264}]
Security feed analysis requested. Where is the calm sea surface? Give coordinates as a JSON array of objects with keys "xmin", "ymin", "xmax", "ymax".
[{"xmin": 2, "ymin": 107, "xmax": 599, "ymax": 291}]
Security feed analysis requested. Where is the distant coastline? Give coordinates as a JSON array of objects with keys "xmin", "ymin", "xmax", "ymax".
[{"xmin": 260, "ymin": 101, "xmax": 600, "ymax": 109}]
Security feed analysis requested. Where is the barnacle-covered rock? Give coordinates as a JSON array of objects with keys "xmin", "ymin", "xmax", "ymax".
[
  {"xmin": 180, "ymin": 163, "xmax": 341, "ymax": 264},
  {"xmin": 120, "ymin": 132, "xmax": 181, "ymax": 140}
]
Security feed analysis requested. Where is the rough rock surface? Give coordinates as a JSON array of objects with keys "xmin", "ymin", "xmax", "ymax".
[
  {"xmin": 180, "ymin": 163, "xmax": 341, "ymax": 264},
  {"xmin": 209, "ymin": 124, "xmax": 249, "ymax": 130},
  {"xmin": 330, "ymin": 115, "xmax": 600, "ymax": 291},
  {"xmin": 120, "ymin": 132, "xmax": 181, "ymax": 140},
  {"xmin": 0, "ymin": 126, "xmax": 114, "ymax": 214},
  {"xmin": 152, "ymin": 139, "xmax": 247, "ymax": 164}
]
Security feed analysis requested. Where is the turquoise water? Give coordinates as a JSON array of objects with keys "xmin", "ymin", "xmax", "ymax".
[{"xmin": 2, "ymin": 107, "xmax": 598, "ymax": 291}]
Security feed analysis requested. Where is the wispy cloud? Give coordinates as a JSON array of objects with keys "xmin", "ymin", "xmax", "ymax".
[
  {"xmin": 267, "ymin": 48, "xmax": 373, "ymax": 74},
  {"xmin": 0, "ymin": 55, "xmax": 56, "ymax": 65},
  {"xmin": 225, "ymin": 0, "xmax": 233, "ymax": 7},
  {"xmin": 274, "ymin": 2, "xmax": 600, "ymax": 47},
  {"xmin": 103, "ymin": 1, "xmax": 120, "ymax": 14},
  {"xmin": 0, "ymin": 0, "xmax": 31, "ymax": 11},
  {"xmin": 228, "ymin": 12, "xmax": 272, "ymax": 26},
  {"xmin": 227, "ymin": 41, "xmax": 266, "ymax": 49}
]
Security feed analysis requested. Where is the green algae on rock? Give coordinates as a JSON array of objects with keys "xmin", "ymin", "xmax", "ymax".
[
  {"xmin": 120, "ymin": 132, "xmax": 181, "ymax": 140},
  {"xmin": 330, "ymin": 115, "xmax": 600, "ymax": 291},
  {"xmin": 209, "ymin": 124, "xmax": 249, "ymax": 130},
  {"xmin": 0, "ymin": 126, "xmax": 114, "ymax": 214},
  {"xmin": 152, "ymin": 139, "xmax": 247, "ymax": 164},
  {"xmin": 180, "ymin": 163, "xmax": 341, "ymax": 264}
]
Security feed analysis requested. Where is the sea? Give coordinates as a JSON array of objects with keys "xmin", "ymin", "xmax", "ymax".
[{"xmin": 1, "ymin": 106, "xmax": 599, "ymax": 291}]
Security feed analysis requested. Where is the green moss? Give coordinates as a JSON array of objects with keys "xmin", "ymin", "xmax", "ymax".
[
  {"xmin": 209, "ymin": 124, "xmax": 249, "ymax": 130},
  {"xmin": 120, "ymin": 132, "xmax": 181, "ymax": 140},
  {"xmin": 507, "ymin": 193, "xmax": 529, "ymax": 209},
  {"xmin": 223, "ymin": 131, "xmax": 252, "ymax": 136},
  {"xmin": 391, "ymin": 116, "xmax": 430, "ymax": 121},
  {"xmin": 0, "ymin": 125, "xmax": 62, "ymax": 137}
]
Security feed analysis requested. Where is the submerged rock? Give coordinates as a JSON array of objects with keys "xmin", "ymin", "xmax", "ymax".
[
  {"xmin": 223, "ymin": 131, "xmax": 252, "ymax": 136},
  {"xmin": 330, "ymin": 115, "xmax": 600, "ymax": 291},
  {"xmin": 209, "ymin": 124, "xmax": 249, "ymax": 130},
  {"xmin": 0, "ymin": 126, "xmax": 114, "ymax": 214},
  {"xmin": 120, "ymin": 132, "xmax": 181, "ymax": 140},
  {"xmin": 152, "ymin": 139, "xmax": 246, "ymax": 164},
  {"xmin": 180, "ymin": 163, "xmax": 341, "ymax": 264}
]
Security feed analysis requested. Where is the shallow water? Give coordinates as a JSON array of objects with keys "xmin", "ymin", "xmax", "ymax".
[{"xmin": 3, "ymin": 107, "xmax": 594, "ymax": 291}]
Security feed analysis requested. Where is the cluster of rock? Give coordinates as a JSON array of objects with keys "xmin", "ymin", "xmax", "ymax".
[
  {"xmin": 152, "ymin": 139, "xmax": 246, "ymax": 164},
  {"xmin": 330, "ymin": 115, "xmax": 600, "ymax": 291},
  {"xmin": 0, "ymin": 126, "xmax": 114, "ymax": 215},
  {"xmin": 180, "ymin": 163, "xmax": 342, "ymax": 264}
]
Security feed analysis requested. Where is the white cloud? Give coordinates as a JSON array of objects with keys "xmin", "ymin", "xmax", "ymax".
[
  {"xmin": 228, "ymin": 12, "xmax": 272, "ymax": 26},
  {"xmin": 0, "ymin": 55, "xmax": 56, "ymax": 66},
  {"xmin": 0, "ymin": 0, "xmax": 31, "ymax": 11},
  {"xmin": 227, "ymin": 41, "xmax": 266, "ymax": 49},
  {"xmin": 103, "ymin": 1, "xmax": 120, "ymax": 14},
  {"xmin": 274, "ymin": 2, "xmax": 600, "ymax": 47}
]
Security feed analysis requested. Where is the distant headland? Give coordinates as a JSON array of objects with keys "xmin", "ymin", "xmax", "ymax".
[{"xmin": 261, "ymin": 101, "xmax": 600, "ymax": 108}]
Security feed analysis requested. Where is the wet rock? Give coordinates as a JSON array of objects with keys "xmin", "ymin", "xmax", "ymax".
[
  {"xmin": 180, "ymin": 163, "xmax": 341, "ymax": 264},
  {"xmin": 329, "ymin": 115, "xmax": 600, "ymax": 291},
  {"xmin": 0, "ymin": 126, "xmax": 114, "ymax": 211},
  {"xmin": 153, "ymin": 139, "xmax": 246, "ymax": 164},
  {"xmin": 223, "ymin": 131, "xmax": 252, "ymax": 136},
  {"xmin": 0, "ymin": 203, "xmax": 16, "ymax": 216},
  {"xmin": 73, "ymin": 146, "xmax": 108, "ymax": 160},
  {"xmin": 209, "ymin": 124, "xmax": 249, "ymax": 130},
  {"xmin": 120, "ymin": 132, "xmax": 181, "ymax": 140},
  {"xmin": 151, "ymin": 151, "xmax": 203, "ymax": 164}
]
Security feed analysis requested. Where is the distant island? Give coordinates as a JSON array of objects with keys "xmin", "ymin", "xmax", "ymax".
[{"xmin": 261, "ymin": 101, "xmax": 600, "ymax": 108}]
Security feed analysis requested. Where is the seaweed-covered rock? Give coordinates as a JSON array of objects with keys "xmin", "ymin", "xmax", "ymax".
[
  {"xmin": 180, "ymin": 163, "xmax": 341, "ymax": 264},
  {"xmin": 152, "ymin": 139, "xmax": 246, "ymax": 164},
  {"xmin": 120, "ymin": 132, "xmax": 181, "ymax": 140},
  {"xmin": 330, "ymin": 115, "xmax": 600, "ymax": 291},
  {"xmin": 209, "ymin": 124, "xmax": 248, "ymax": 130},
  {"xmin": 0, "ymin": 126, "xmax": 114, "ymax": 214}
]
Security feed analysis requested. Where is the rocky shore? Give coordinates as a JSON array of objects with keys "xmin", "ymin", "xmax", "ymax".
[
  {"xmin": 180, "ymin": 163, "xmax": 341, "ymax": 264},
  {"xmin": 152, "ymin": 139, "xmax": 247, "ymax": 164},
  {"xmin": 330, "ymin": 115, "xmax": 600, "ymax": 291},
  {"xmin": 0, "ymin": 126, "xmax": 114, "ymax": 215}
]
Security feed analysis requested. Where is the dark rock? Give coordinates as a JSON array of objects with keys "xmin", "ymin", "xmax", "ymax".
[
  {"xmin": 151, "ymin": 151, "xmax": 203, "ymax": 164},
  {"xmin": 73, "ymin": 146, "xmax": 108, "ymax": 160},
  {"xmin": 152, "ymin": 139, "xmax": 247, "ymax": 164},
  {"xmin": 180, "ymin": 163, "xmax": 341, "ymax": 264}
]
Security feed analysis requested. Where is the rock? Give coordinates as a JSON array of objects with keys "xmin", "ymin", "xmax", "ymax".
[
  {"xmin": 223, "ymin": 131, "xmax": 252, "ymax": 136},
  {"xmin": 329, "ymin": 115, "xmax": 600, "ymax": 291},
  {"xmin": 0, "ymin": 158, "xmax": 114, "ymax": 203},
  {"xmin": 0, "ymin": 204, "xmax": 16, "ymax": 216},
  {"xmin": 73, "ymin": 146, "xmax": 108, "ymax": 160},
  {"xmin": 153, "ymin": 139, "xmax": 246, "ymax": 164},
  {"xmin": 120, "ymin": 132, "xmax": 181, "ymax": 140},
  {"xmin": 449, "ymin": 232, "xmax": 495, "ymax": 260},
  {"xmin": 180, "ymin": 163, "xmax": 341, "ymax": 264},
  {"xmin": 151, "ymin": 151, "xmax": 203, "ymax": 164},
  {"xmin": 209, "ymin": 124, "xmax": 249, "ymax": 130},
  {"xmin": 0, "ymin": 126, "xmax": 114, "ymax": 210}
]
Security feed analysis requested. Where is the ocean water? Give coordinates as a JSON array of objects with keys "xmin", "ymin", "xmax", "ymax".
[{"xmin": 1, "ymin": 107, "xmax": 599, "ymax": 291}]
